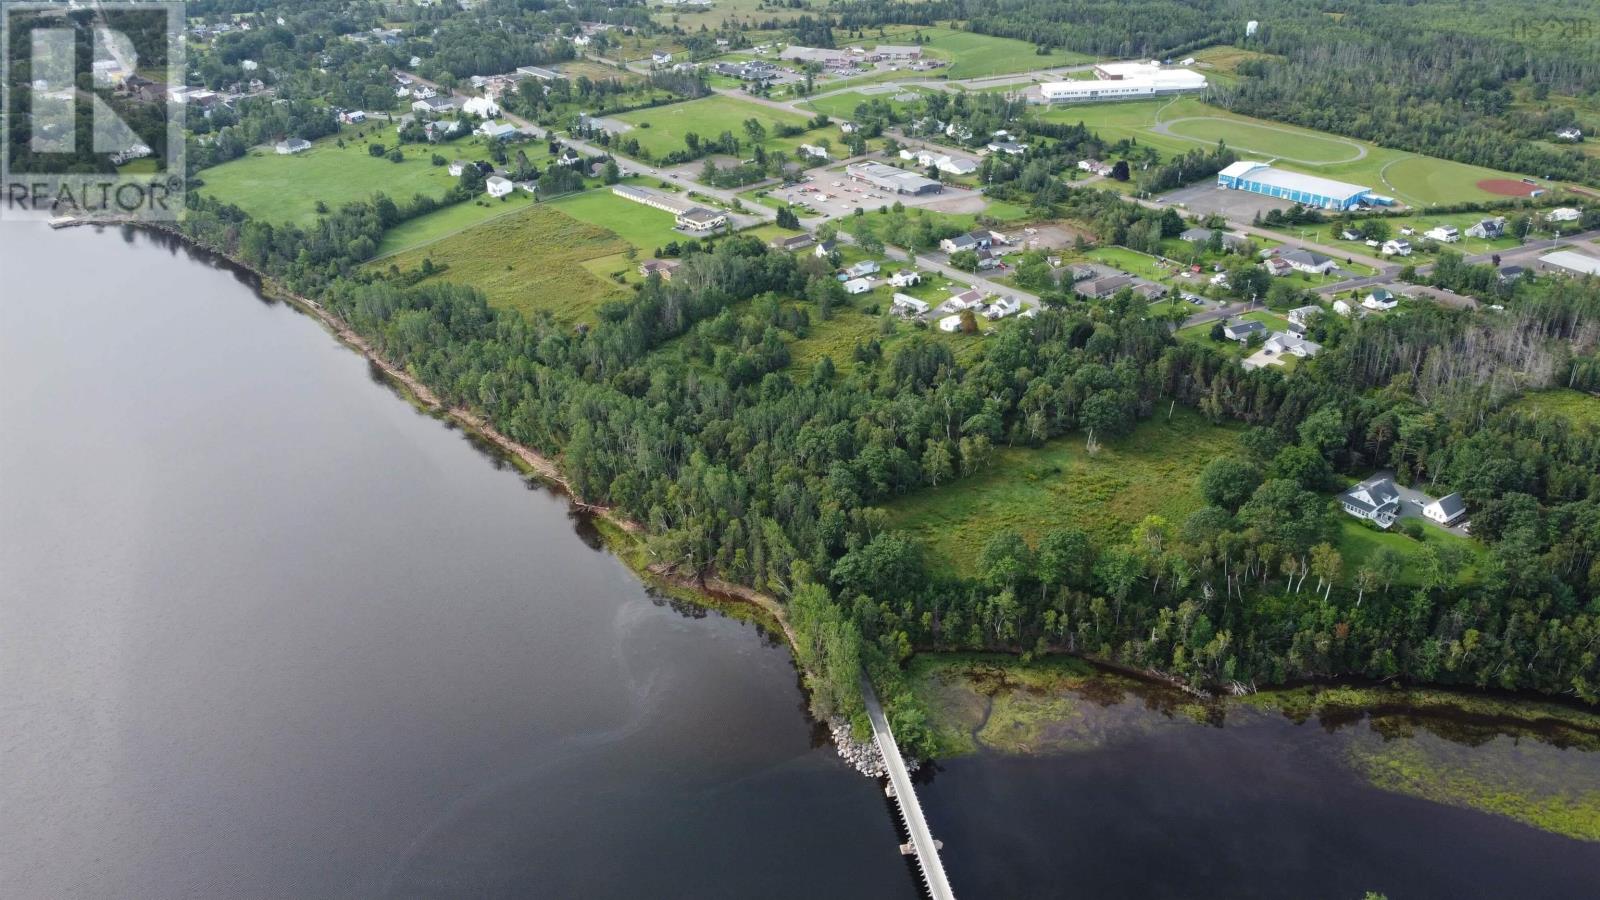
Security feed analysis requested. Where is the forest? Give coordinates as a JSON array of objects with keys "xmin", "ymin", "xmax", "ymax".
[{"xmin": 172, "ymin": 170, "xmax": 1600, "ymax": 746}]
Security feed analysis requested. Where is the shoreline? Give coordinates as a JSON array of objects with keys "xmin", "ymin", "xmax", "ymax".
[{"xmin": 59, "ymin": 218, "xmax": 1597, "ymax": 766}]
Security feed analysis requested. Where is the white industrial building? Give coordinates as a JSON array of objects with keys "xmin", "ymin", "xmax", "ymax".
[
  {"xmin": 1038, "ymin": 61, "xmax": 1207, "ymax": 103},
  {"xmin": 1539, "ymin": 250, "xmax": 1600, "ymax": 277}
]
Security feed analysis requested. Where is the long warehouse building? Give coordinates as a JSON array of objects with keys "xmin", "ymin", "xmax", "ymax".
[
  {"xmin": 845, "ymin": 161, "xmax": 943, "ymax": 195},
  {"xmin": 1216, "ymin": 161, "xmax": 1393, "ymax": 211},
  {"xmin": 1038, "ymin": 61, "xmax": 1206, "ymax": 103}
]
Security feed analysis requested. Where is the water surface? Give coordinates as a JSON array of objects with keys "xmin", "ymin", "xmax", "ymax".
[{"xmin": 0, "ymin": 224, "xmax": 916, "ymax": 899}]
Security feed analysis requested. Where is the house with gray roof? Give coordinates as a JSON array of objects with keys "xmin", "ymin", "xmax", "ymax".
[
  {"xmin": 1423, "ymin": 492, "xmax": 1468, "ymax": 526},
  {"xmin": 1340, "ymin": 475, "xmax": 1401, "ymax": 528}
]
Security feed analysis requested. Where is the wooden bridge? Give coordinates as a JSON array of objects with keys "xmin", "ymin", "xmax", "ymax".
[{"xmin": 862, "ymin": 679, "xmax": 956, "ymax": 900}]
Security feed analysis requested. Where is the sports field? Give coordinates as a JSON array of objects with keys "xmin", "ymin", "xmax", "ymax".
[
  {"xmin": 376, "ymin": 203, "xmax": 631, "ymax": 325},
  {"xmin": 198, "ymin": 127, "xmax": 474, "ymax": 227},
  {"xmin": 613, "ymin": 95, "xmax": 815, "ymax": 159},
  {"xmin": 1042, "ymin": 97, "xmax": 1527, "ymax": 206}
]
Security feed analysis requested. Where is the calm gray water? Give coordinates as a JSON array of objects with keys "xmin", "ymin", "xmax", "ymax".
[{"xmin": 0, "ymin": 225, "xmax": 917, "ymax": 899}]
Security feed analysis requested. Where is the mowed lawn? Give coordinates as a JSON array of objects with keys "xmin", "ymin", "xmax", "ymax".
[
  {"xmin": 198, "ymin": 128, "xmax": 465, "ymax": 227},
  {"xmin": 547, "ymin": 186, "xmax": 686, "ymax": 250},
  {"xmin": 375, "ymin": 192, "xmax": 536, "ymax": 258},
  {"xmin": 614, "ymin": 95, "xmax": 813, "ymax": 158},
  {"xmin": 1331, "ymin": 516, "xmax": 1484, "ymax": 589},
  {"xmin": 376, "ymin": 203, "xmax": 630, "ymax": 325},
  {"xmin": 847, "ymin": 25, "xmax": 1095, "ymax": 79},
  {"xmin": 1043, "ymin": 98, "xmax": 1525, "ymax": 206},
  {"xmin": 884, "ymin": 407, "xmax": 1244, "ymax": 575}
]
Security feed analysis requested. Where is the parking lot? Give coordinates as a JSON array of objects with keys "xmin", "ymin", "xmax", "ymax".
[
  {"xmin": 760, "ymin": 174, "xmax": 981, "ymax": 220},
  {"xmin": 1158, "ymin": 181, "xmax": 1294, "ymax": 220}
]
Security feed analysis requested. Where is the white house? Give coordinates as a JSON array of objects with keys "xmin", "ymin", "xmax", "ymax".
[
  {"xmin": 1424, "ymin": 225, "xmax": 1460, "ymax": 243},
  {"xmin": 797, "ymin": 143, "xmax": 830, "ymax": 161},
  {"xmin": 843, "ymin": 277, "xmax": 874, "ymax": 295},
  {"xmin": 651, "ymin": 52, "xmax": 673, "ymax": 66},
  {"xmin": 339, "ymin": 109, "xmax": 367, "ymax": 124},
  {"xmin": 1555, "ymin": 127, "xmax": 1583, "ymax": 141},
  {"xmin": 485, "ymin": 175, "xmax": 514, "ymax": 198},
  {"xmin": 844, "ymin": 260, "xmax": 880, "ymax": 279},
  {"xmin": 274, "ymin": 138, "xmax": 312, "ymax": 154},
  {"xmin": 1381, "ymin": 239, "xmax": 1412, "ymax": 257},
  {"xmin": 937, "ymin": 314, "xmax": 965, "ymax": 333},
  {"xmin": 1466, "ymin": 216, "xmax": 1506, "ymax": 239},
  {"xmin": 462, "ymin": 96, "xmax": 501, "ymax": 118},
  {"xmin": 1363, "ymin": 288, "xmax": 1399, "ymax": 311},
  {"xmin": 1287, "ymin": 305, "xmax": 1323, "ymax": 328},
  {"xmin": 476, "ymin": 120, "xmax": 518, "ymax": 140},
  {"xmin": 1332, "ymin": 299, "xmax": 1354, "ymax": 317},
  {"xmin": 1222, "ymin": 319, "xmax": 1267, "ymax": 342},
  {"xmin": 889, "ymin": 269, "xmax": 921, "ymax": 288},
  {"xmin": 448, "ymin": 159, "xmax": 468, "ymax": 176},
  {"xmin": 1547, "ymin": 207, "xmax": 1582, "ymax": 223},
  {"xmin": 984, "ymin": 296, "xmax": 1022, "ymax": 319},
  {"xmin": 1340, "ymin": 475, "xmax": 1402, "ymax": 528},
  {"xmin": 891, "ymin": 293, "xmax": 929, "ymax": 317},
  {"xmin": 1423, "ymin": 492, "xmax": 1468, "ymax": 526},
  {"xmin": 1281, "ymin": 249, "xmax": 1336, "ymax": 275},
  {"xmin": 1262, "ymin": 330, "xmax": 1321, "ymax": 359}
]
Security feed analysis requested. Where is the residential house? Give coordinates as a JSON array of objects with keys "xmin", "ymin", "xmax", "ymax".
[
  {"xmin": 1287, "ymin": 305, "xmax": 1323, "ymax": 329},
  {"xmin": 517, "ymin": 66, "xmax": 560, "ymax": 81},
  {"xmin": 676, "ymin": 206, "xmax": 727, "ymax": 232},
  {"xmin": 943, "ymin": 289, "xmax": 987, "ymax": 312},
  {"xmin": 1332, "ymin": 299, "xmax": 1354, "ymax": 317},
  {"xmin": 1546, "ymin": 207, "xmax": 1582, "ymax": 223},
  {"xmin": 1180, "ymin": 227, "xmax": 1248, "ymax": 251},
  {"xmin": 1498, "ymin": 265, "xmax": 1526, "ymax": 282},
  {"xmin": 936, "ymin": 155, "xmax": 979, "ymax": 176},
  {"xmin": 638, "ymin": 259, "xmax": 681, "ymax": 280},
  {"xmin": 1362, "ymin": 289, "xmax": 1398, "ymax": 311},
  {"xmin": 984, "ymin": 296, "xmax": 1022, "ymax": 319},
  {"xmin": 1555, "ymin": 127, "xmax": 1583, "ymax": 141},
  {"xmin": 843, "ymin": 277, "xmax": 874, "ymax": 295},
  {"xmin": 1263, "ymin": 330, "xmax": 1321, "ymax": 359},
  {"xmin": 1077, "ymin": 158, "xmax": 1114, "ymax": 176},
  {"xmin": 411, "ymin": 96, "xmax": 455, "ymax": 115},
  {"xmin": 476, "ymin": 120, "xmax": 518, "ymax": 140},
  {"xmin": 651, "ymin": 52, "xmax": 673, "ymax": 66},
  {"xmin": 1380, "ymin": 238, "xmax": 1411, "ymax": 257},
  {"xmin": 891, "ymin": 294, "xmax": 929, "ymax": 317},
  {"xmin": 814, "ymin": 239, "xmax": 838, "ymax": 259},
  {"xmin": 844, "ymin": 260, "xmax": 880, "ymax": 279},
  {"xmin": 1340, "ymin": 475, "xmax": 1402, "ymax": 528},
  {"xmin": 1424, "ymin": 225, "xmax": 1460, "ymax": 243},
  {"xmin": 1130, "ymin": 281, "xmax": 1167, "ymax": 301},
  {"xmin": 769, "ymin": 233, "xmax": 815, "ymax": 252},
  {"xmin": 937, "ymin": 314, "xmax": 965, "ymax": 333},
  {"xmin": 485, "ymin": 175, "xmax": 514, "ymax": 198},
  {"xmin": 1222, "ymin": 318, "xmax": 1267, "ymax": 342},
  {"xmin": 274, "ymin": 138, "xmax": 312, "ymax": 155},
  {"xmin": 1423, "ymin": 492, "xmax": 1468, "ymax": 526},
  {"xmin": 339, "ymin": 109, "xmax": 367, "ymax": 124},
  {"xmin": 797, "ymin": 143, "xmax": 830, "ymax": 161},
  {"xmin": 973, "ymin": 247, "xmax": 1000, "ymax": 270},
  {"xmin": 939, "ymin": 231, "xmax": 992, "ymax": 254},
  {"xmin": 448, "ymin": 159, "xmax": 468, "ymax": 176},
  {"xmin": 1076, "ymin": 273, "xmax": 1134, "ymax": 299},
  {"xmin": 986, "ymin": 140, "xmax": 1026, "ymax": 156},
  {"xmin": 1281, "ymin": 249, "xmax": 1336, "ymax": 275},
  {"xmin": 889, "ymin": 269, "xmax": 921, "ymax": 288},
  {"xmin": 1466, "ymin": 217, "xmax": 1506, "ymax": 239}
]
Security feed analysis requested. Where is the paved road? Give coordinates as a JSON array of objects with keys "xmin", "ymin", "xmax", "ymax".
[{"xmin": 862, "ymin": 679, "xmax": 956, "ymax": 900}]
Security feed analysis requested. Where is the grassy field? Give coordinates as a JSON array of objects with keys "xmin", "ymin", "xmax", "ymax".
[
  {"xmin": 844, "ymin": 24, "xmax": 1095, "ymax": 79},
  {"xmin": 198, "ymin": 127, "xmax": 473, "ymax": 227},
  {"xmin": 547, "ymin": 186, "xmax": 687, "ymax": 250},
  {"xmin": 1331, "ymin": 516, "xmax": 1484, "ymax": 589},
  {"xmin": 884, "ymin": 406, "xmax": 1244, "ymax": 575},
  {"xmin": 800, "ymin": 86, "xmax": 936, "ymax": 120},
  {"xmin": 375, "ymin": 203, "xmax": 630, "ymax": 325},
  {"xmin": 375, "ymin": 192, "xmax": 536, "ymax": 258},
  {"xmin": 1041, "ymin": 97, "xmax": 1528, "ymax": 206},
  {"xmin": 1508, "ymin": 389, "xmax": 1600, "ymax": 428},
  {"xmin": 613, "ymin": 95, "xmax": 815, "ymax": 159}
]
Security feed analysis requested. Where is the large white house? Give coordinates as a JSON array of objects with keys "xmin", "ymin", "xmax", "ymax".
[
  {"xmin": 485, "ymin": 175, "xmax": 515, "ymax": 198},
  {"xmin": 1340, "ymin": 475, "xmax": 1402, "ymax": 528}
]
